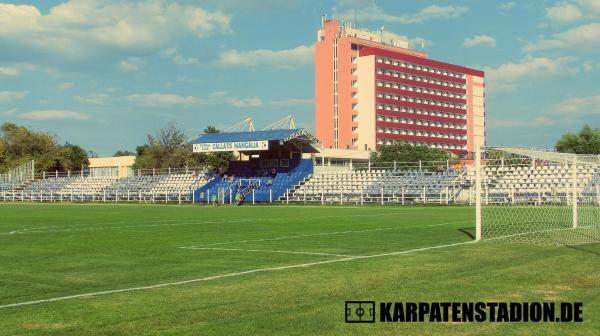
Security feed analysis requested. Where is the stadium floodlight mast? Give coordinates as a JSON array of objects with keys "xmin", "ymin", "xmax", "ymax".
[{"xmin": 475, "ymin": 146, "xmax": 599, "ymax": 246}]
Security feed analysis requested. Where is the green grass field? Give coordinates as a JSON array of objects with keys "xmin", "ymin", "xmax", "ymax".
[{"xmin": 0, "ymin": 203, "xmax": 599, "ymax": 335}]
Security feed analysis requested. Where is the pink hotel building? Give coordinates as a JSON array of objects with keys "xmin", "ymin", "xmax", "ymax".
[{"xmin": 315, "ymin": 18, "xmax": 485, "ymax": 155}]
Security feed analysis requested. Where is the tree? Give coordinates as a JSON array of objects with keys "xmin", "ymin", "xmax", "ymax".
[
  {"xmin": 51, "ymin": 143, "xmax": 89, "ymax": 172},
  {"xmin": 370, "ymin": 143, "xmax": 455, "ymax": 170},
  {"xmin": 113, "ymin": 150, "xmax": 135, "ymax": 157},
  {"xmin": 555, "ymin": 125, "xmax": 600, "ymax": 154},
  {"xmin": 0, "ymin": 122, "xmax": 56, "ymax": 172},
  {"xmin": 133, "ymin": 122, "xmax": 232, "ymax": 172},
  {"xmin": 197, "ymin": 126, "xmax": 233, "ymax": 173},
  {"xmin": 0, "ymin": 122, "xmax": 89, "ymax": 173},
  {"xmin": 203, "ymin": 126, "xmax": 221, "ymax": 134}
]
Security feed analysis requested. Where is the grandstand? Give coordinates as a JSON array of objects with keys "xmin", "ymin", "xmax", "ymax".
[
  {"xmin": 0, "ymin": 126, "xmax": 321, "ymax": 204},
  {"xmin": 0, "ymin": 116, "xmax": 597, "ymax": 209},
  {"xmin": 1, "ymin": 147, "xmax": 598, "ymax": 207},
  {"xmin": 195, "ymin": 159, "xmax": 313, "ymax": 204},
  {"xmin": 285, "ymin": 167, "xmax": 462, "ymax": 204},
  {"xmin": 191, "ymin": 128, "xmax": 318, "ymax": 204},
  {"xmin": 1, "ymin": 170, "xmax": 209, "ymax": 203}
]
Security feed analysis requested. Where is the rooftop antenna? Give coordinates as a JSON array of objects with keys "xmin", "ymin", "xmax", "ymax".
[
  {"xmin": 420, "ymin": 41, "xmax": 425, "ymax": 52},
  {"xmin": 354, "ymin": 8, "xmax": 357, "ymax": 28}
]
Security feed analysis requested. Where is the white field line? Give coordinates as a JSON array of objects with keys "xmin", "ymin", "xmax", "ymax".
[
  {"xmin": 180, "ymin": 247, "xmax": 358, "ymax": 258},
  {"xmin": 0, "ymin": 211, "xmax": 449, "ymax": 235},
  {"xmin": 0, "ymin": 218, "xmax": 205, "ymax": 235},
  {"xmin": 486, "ymin": 224, "xmax": 600, "ymax": 241},
  {"xmin": 180, "ymin": 221, "xmax": 466, "ymax": 248},
  {"xmin": 0, "ymin": 240, "xmax": 474, "ymax": 310}
]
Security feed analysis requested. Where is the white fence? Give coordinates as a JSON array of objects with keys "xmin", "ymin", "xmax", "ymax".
[{"xmin": 1, "ymin": 188, "xmax": 196, "ymax": 205}]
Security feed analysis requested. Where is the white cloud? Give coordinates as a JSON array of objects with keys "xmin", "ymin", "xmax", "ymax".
[
  {"xmin": 227, "ymin": 97, "xmax": 263, "ymax": 108},
  {"xmin": 18, "ymin": 110, "xmax": 89, "ymax": 120},
  {"xmin": 582, "ymin": 60, "xmax": 600, "ymax": 72},
  {"xmin": 546, "ymin": 3, "xmax": 583, "ymax": 22},
  {"xmin": 0, "ymin": 2, "xmax": 230, "ymax": 63},
  {"xmin": 463, "ymin": 35, "xmax": 496, "ymax": 48},
  {"xmin": 126, "ymin": 93, "xmax": 199, "ymax": 107},
  {"xmin": 220, "ymin": 45, "xmax": 311, "ymax": 67},
  {"xmin": 206, "ymin": 91, "xmax": 263, "ymax": 107},
  {"xmin": 117, "ymin": 57, "xmax": 147, "ymax": 72},
  {"xmin": 551, "ymin": 94, "xmax": 600, "ymax": 114},
  {"xmin": 525, "ymin": 22, "xmax": 600, "ymax": 51},
  {"xmin": 486, "ymin": 56, "xmax": 577, "ymax": 86},
  {"xmin": 269, "ymin": 98, "xmax": 314, "ymax": 107},
  {"xmin": 544, "ymin": 1, "xmax": 600, "ymax": 23},
  {"xmin": 0, "ymin": 66, "xmax": 19, "ymax": 77},
  {"xmin": 172, "ymin": 55, "xmax": 198, "ymax": 66},
  {"xmin": 379, "ymin": 31, "xmax": 432, "ymax": 49},
  {"xmin": 74, "ymin": 93, "xmax": 111, "ymax": 105},
  {"xmin": 219, "ymin": 45, "xmax": 312, "ymax": 68},
  {"xmin": 336, "ymin": 1, "xmax": 468, "ymax": 24},
  {"xmin": 159, "ymin": 48, "xmax": 199, "ymax": 65},
  {"xmin": 209, "ymin": 91, "xmax": 227, "ymax": 98},
  {"xmin": 0, "ymin": 91, "xmax": 28, "ymax": 103},
  {"xmin": 408, "ymin": 37, "xmax": 433, "ymax": 50},
  {"xmin": 555, "ymin": 22, "xmax": 600, "ymax": 43},
  {"xmin": 126, "ymin": 91, "xmax": 309, "ymax": 109},
  {"xmin": 0, "ymin": 108, "xmax": 18, "ymax": 116},
  {"xmin": 59, "ymin": 82, "xmax": 74, "ymax": 90},
  {"xmin": 579, "ymin": 0, "xmax": 600, "ymax": 12},
  {"xmin": 501, "ymin": 2, "xmax": 516, "ymax": 10},
  {"xmin": 490, "ymin": 116, "xmax": 555, "ymax": 128}
]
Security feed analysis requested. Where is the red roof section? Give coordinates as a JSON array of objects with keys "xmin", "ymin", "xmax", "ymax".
[{"xmin": 360, "ymin": 47, "xmax": 485, "ymax": 78}]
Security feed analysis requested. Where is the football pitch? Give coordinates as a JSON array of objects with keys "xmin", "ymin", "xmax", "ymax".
[{"xmin": 0, "ymin": 203, "xmax": 599, "ymax": 335}]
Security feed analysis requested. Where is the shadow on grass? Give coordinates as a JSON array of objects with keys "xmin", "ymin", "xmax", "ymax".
[
  {"xmin": 458, "ymin": 227, "xmax": 476, "ymax": 240},
  {"xmin": 564, "ymin": 244, "xmax": 600, "ymax": 256}
]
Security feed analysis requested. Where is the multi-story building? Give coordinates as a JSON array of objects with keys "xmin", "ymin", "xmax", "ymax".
[{"xmin": 315, "ymin": 18, "xmax": 485, "ymax": 155}]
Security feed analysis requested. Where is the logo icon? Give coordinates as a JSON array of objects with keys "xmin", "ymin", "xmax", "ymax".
[{"xmin": 345, "ymin": 301, "xmax": 376, "ymax": 323}]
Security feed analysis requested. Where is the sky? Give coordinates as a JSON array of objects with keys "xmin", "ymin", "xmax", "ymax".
[{"xmin": 0, "ymin": 0, "xmax": 598, "ymax": 156}]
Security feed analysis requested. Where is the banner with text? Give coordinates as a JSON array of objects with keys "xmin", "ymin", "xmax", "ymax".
[{"xmin": 193, "ymin": 140, "xmax": 269, "ymax": 153}]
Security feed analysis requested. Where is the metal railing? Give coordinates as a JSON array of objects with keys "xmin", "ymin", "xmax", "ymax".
[
  {"xmin": 0, "ymin": 188, "xmax": 197, "ymax": 205},
  {"xmin": 281, "ymin": 185, "xmax": 458, "ymax": 205},
  {"xmin": 315, "ymin": 159, "xmax": 464, "ymax": 173},
  {"xmin": 0, "ymin": 160, "xmax": 35, "ymax": 189},
  {"xmin": 34, "ymin": 166, "xmax": 209, "ymax": 180}
]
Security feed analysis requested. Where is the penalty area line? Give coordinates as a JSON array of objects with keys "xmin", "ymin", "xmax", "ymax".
[
  {"xmin": 0, "ymin": 212, "xmax": 429, "ymax": 236},
  {"xmin": 179, "ymin": 246, "xmax": 359, "ymax": 258},
  {"xmin": 180, "ymin": 221, "xmax": 465, "ymax": 248},
  {"xmin": 0, "ymin": 240, "xmax": 474, "ymax": 310}
]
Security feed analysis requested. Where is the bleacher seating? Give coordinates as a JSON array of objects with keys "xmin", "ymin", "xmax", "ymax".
[
  {"xmin": 466, "ymin": 163, "xmax": 599, "ymax": 204},
  {"xmin": 61, "ymin": 177, "xmax": 119, "ymax": 195},
  {"xmin": 108, "ymin": 175, "xmax": 166, "ymax": 192},
  {"xmin": 1, "ymin": 160, "xmax": 597, "ymax": 205},
  {"xmin": 22, "ymin": 177, "xmax": 78, "ymax": 193},
  {"xmin": 287, "ymin": 168, "xmax": 461, "ymax": 203},
  {"xmin": 151, "ymin": 174, "xmax": 208, "ymax": 194},
  {"xmin": 194, "ymin": 159, "xmax": 313, "ymax": 203},
  {"xmin": 2, "ymin": 172, "xmax": 210, "ymax": 202}
]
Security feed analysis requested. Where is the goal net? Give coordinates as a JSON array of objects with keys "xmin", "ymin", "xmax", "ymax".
[{"xmin": 475, "ymin": 147, "xmax": 600, "ymax": 246}]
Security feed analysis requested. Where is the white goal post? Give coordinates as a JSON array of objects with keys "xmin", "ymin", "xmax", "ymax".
[{"xmin": 475, "ymin": 146, "xmax": 600, "ymax": 246}]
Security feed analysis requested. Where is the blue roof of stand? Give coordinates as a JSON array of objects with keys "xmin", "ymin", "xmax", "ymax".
[{"xmin": 190, "ymin": 128, "xmax": 317, "ymax": 144}]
